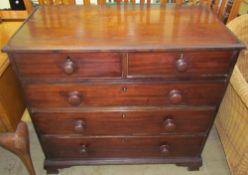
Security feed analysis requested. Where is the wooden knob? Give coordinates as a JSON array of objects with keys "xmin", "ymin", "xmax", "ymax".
[
  {"xmin": 163, "ymin": 118, "xmax": 176, "ymax": 132},
  {"xmin": 63, "ymin": 57, "xmax": 76, "ymax": 74},
  {"xmin": 74, "ymin": 120, "xmax": 86, "ymax": 132},
  {"xmin": 68, "ymin": 91, "xmax": 82, "ymax": 106},
  {"xmin": 176, "ymin": 55, "xmax": 188, "ymax": 72},
  {"xmin": 160, "ymin": 144, "xmax": 170, "ymax": 155},
  {"xmin": 168, "ymin": 89, "xmax": 182, "ymax": 104},
  {"xmin": 79, "ymin": 145, "xmax": 87, "ymax": 154}
]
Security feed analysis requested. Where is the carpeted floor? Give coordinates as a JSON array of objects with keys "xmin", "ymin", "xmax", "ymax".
[{"xmin": 0, "ymin": 123, "xmax": 230, "ymax": 175}]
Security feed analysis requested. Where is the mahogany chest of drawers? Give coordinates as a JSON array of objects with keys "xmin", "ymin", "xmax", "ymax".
[{"xmin": 3, "ymin": 5, "xmax": 244, "ymax": 174}]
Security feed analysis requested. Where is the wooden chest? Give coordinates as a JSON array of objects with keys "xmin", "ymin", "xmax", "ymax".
[{"xmin": 3, "ymin": 5, "xmax": 244, "ymax": 174}]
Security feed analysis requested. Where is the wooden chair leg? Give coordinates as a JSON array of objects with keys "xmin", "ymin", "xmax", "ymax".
[{"xmin": 0, "ymin": 121, "xmax": 36, "ymax": 175}]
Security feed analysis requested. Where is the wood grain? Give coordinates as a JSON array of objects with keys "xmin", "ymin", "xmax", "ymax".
[
  {"xmin": 32, "ymin": 109, "xmax": 214, "ymax": 135},
  {"xmin": 41, "ymin": 135, "xmax": 204, "ymax": 159},
  {"xmin": 3, "ymin": 5, "xmax": 244, "ymax": 173},
  {"xmin": 0, "ymin": 66, "xmax": 25, "ymax": 132},
  {"xmin": 13, "ymin": 52, "xmax": 123, "ymax": 80},
  {"xmin": 3, "ymin": 5, "xmax": 244, "ymax": 52},
  {"xmin": 128, "ymin": 51, "xmax": 233, "ymax": 77},
  {"xmin": 0, "ymin": 54, "xmax": 9, "ymax": 77},
  {"xmin": 0, "ymin": 122, "xmax": 36, "ymax": 175},
  {"xmin": 24, "ymin": 82, "xmax": 226, "ymax": 108},
  {"xmin": 0, "ymin": 10, "xmax": 27, "ymax": 21},
  {"xmin": 38, "ymin": 0, "xmax": 76, "ymax": 5}
]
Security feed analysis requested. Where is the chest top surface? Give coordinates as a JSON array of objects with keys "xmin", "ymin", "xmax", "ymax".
[{"xmin": 3, "ymin": 5, "xmax": 244, "ymax": 52}]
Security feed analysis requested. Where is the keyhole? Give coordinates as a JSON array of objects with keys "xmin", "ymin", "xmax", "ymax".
[
  {"xmin": 122, "ymin": 87, "xmax": 128, "ymax": 92},
  {"xmin": 122, "ymin": 113, "xmax": 126, "ymax": 119}
]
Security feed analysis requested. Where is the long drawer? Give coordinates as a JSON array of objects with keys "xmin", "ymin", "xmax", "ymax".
[
  {"xmin": 32, "ymin": 109, "xmax": 214, "ymax": 135},
  {"xmin": 13, "ymin": 52, "xmax": 123, "ymax": 80},
  {"xmin": 25, "ymin": 82, "xmax": 225, "ymax": 108},
  {"xmin": 41, "ymin": 136, "xmax": 204, "ymax": 159}
]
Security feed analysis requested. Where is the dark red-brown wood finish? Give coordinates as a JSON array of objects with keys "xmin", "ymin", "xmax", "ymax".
[
  {"xmin": 41, "ymin": 136, "xmax": 204, "ymax": 159},
  {"xmin": 3, "ymin": 5, "xmax": 245, "ymax": 174},
  {"xmin": 32, "ymin": 109, "xmax": 214, "ymax": 135},
  {"xmin": 24, "ymin": 82, "xmax": 226, "ymax": 108},
  {"xmin": 3, "ymin": 5, "xmax": 243, "ymax": 52}
]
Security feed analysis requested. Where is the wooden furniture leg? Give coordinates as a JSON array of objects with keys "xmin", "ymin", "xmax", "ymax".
[{"xmin": 0, "ymin": 121, "xmax": 36, "ymax": 175}]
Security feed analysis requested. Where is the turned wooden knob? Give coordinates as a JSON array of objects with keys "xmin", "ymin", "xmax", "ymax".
[
  {"xmin": 79, "ymin": 145, "xmax": 88, "ymax": 154},
  {"xmin": 176, "ymin": 55, "xmax": 188, "ymax": 72},
  {"xmin": 68, "ymin": 91, "xmax": 82, "ymax": 106},
  {"xmin": 168, "ymin": 89, "xmax": 182, "ymax": 104},
  {"xmin": 74, "ymin": 120, "xmax": 86, "ymax": 132},
  {"xmin": 160, "ymin": 144, "xmax": 170, "ymax": 155},
  {"xmin": 63, "ymin": 57, "xmax": 76, "ymax": 74},
  {"xmin": 163, "ymin": 118, "xmax": 176, "ymax": 132}
]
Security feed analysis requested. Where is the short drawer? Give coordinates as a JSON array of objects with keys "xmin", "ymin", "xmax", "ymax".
[
  {"xmin": 41, "ymin": 136, "xmax": 204, "ymax": 159},
  {"xmin": 25, "ymin": 82, "xmax": 225, "ymax": 108},
  {"xmin": 128, "ymin": 51, "xmax": 233, "ymax": 78},
  {"xmin": 32, "ymin": 109, "xmax": 214, "ymax": 135},
  {"xmin": 13, "ymin": 52, "xmax": 123, "ymax": 80}
]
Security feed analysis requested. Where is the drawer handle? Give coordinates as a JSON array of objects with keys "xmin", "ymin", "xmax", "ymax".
[
  {"xmin": 160, "ymin": 144, "xmax": 170, "ymax": 155},
  {"xmin": 163, "ymin": 118, "xmax": 176, "ymax": 132},
  {"xmin": 74, "ymin": 120, "xmax": 86, "ymax": 132},
  {"xmin": 168, "ymin": 89, "xmax": 182, "ymax": 104},
  {"xmin": 63, "ymin": 57, "xmax": 76, "ymax": 74},
  {"xmin": 68, "ymin": 91, "xmax": 82, "ymax": 106},
  {"xmin": 176, "ymin": 54, "xmax": 188, "ymax": 72},
  {"xmin": 79, "ymin": 144, "xmax": 88, "ymax": 154}
]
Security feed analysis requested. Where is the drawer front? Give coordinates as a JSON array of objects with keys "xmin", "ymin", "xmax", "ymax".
[
  {"xmin": 13, "ymin": 53, "xmax": 122, "ymax": 80},
  {"xmin": 32, "ymin": 109, "xmax": 214, "ymax": 135},
  {"xmin": 128, "ymin": 51, "xmax": 233, "ymax": 77},
  {"xmin": 25, "ymin": 82, "xmax": 225, "ymax": 108},
  {"xmin": 41, "ymin": 136, "xmax": 204, "ymax": 159}
]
